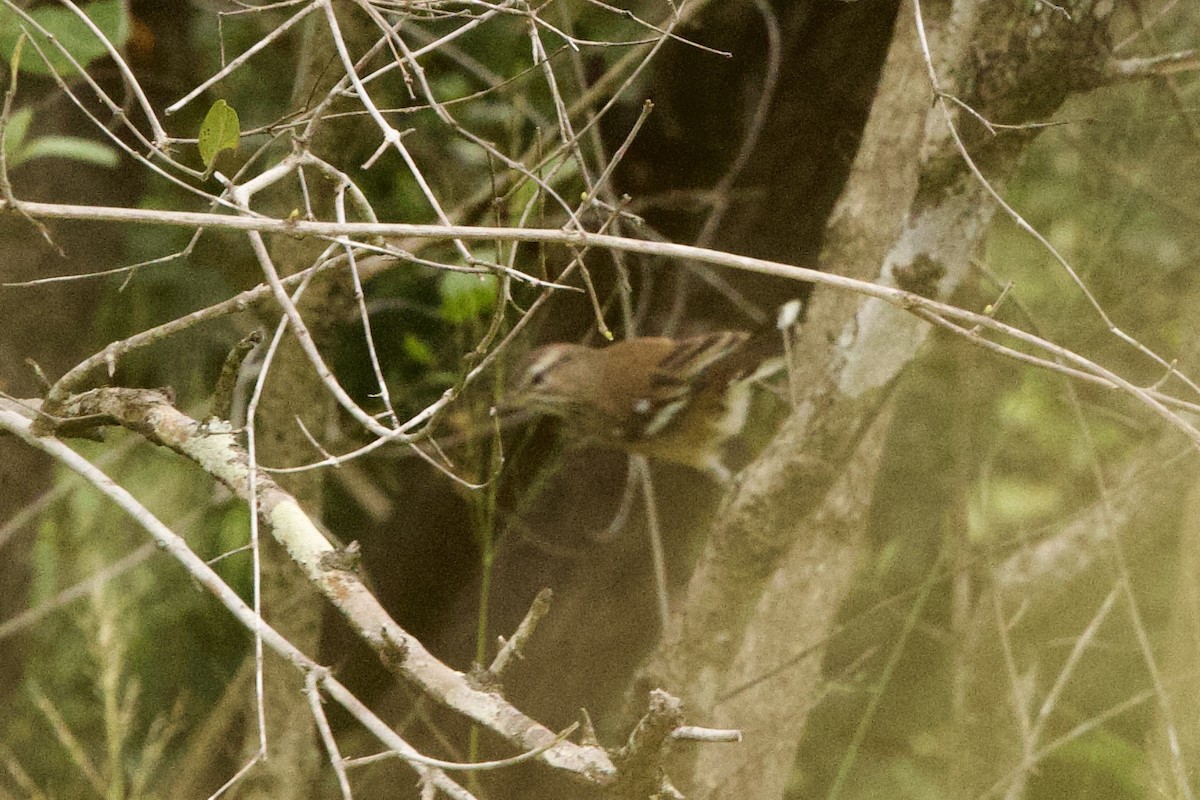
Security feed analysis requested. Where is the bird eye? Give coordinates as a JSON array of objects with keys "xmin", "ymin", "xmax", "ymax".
[
  {"xmin": 519, "ymin": 347, "xmax": 569, "ymax": 393},
  {"xmin": 529, "ymin": 368, "xmax": 547, "ymax": 387}
]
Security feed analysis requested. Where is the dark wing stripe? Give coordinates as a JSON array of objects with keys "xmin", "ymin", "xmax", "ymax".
[
  {"xmin": 655, "ymin": 332, "xmax": 748, "ymax": 383},
  {"xmin": 657, "ymin": 334, "xmax": 720, "ymax": 375},
  {"xmin": 627, "ymin": 332, "xmax": 751, "ymax": 440},
  {"xmin": 649, "ymin": 371, "xmax": 690, "ymax": 391}
]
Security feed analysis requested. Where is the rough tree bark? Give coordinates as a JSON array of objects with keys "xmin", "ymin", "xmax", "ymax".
[{"xmin": 642, "ymin": 1, "xmax": 1123, "ymax": 797}]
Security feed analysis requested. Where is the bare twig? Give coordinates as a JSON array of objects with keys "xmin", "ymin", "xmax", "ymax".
[{"xmin": 488, "ymin": 587, "xmax": 553, "ymax": 678}]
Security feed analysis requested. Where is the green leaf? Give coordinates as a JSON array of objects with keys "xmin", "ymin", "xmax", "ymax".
[
  {"xmin": 17, "ymin": 135, "xmax": 119, "ymax": 168},
  {"xmin": 0, "ymin": 1, "xmax": 130, "ymax": 77},
  {"xmin": 198, "ymin": 99, "xmax": 240, "ymax": 169},
  {"xmin": 1047, "ymin": 728, "xmax": 1144, "ymax": 798},
  {"xmin": 402, "ymin": 334, "xmax": 435, "ymax": 366},
  {"xmin": 6, "ymin": 29, "xmax": 23, "ymax": 89},
  {"xmin": 2, "ymin": 106, "xmax": 32, "ymax": 160},
  {"xmin": 439, "ymin": 271, "xmax": 497, "ymax": 325}
]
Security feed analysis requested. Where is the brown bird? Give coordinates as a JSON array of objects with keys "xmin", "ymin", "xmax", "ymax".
[{"xmin": 509, "ymin": 331, "xmax": 775, "ymax": 478}]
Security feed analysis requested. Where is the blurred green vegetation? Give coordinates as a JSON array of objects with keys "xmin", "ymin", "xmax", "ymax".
[
  {"xmin": 2, "ymin": 2, "xmax": 1199, "ymax": 799},
  {"xmin": 792, "ymin": 56, "xmax": 1200, "ymax": 800}
]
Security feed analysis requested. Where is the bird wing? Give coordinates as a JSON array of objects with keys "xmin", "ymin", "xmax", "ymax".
[
  {"xmin": 638, "ymin": 331, "xmax": 750, "ymax": 438},
  {"xmin": 653, "ymin": 331, "xmax": 750, "ymax": 388}
]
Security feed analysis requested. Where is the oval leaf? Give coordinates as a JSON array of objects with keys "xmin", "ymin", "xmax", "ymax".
[
  {"xmin": 19, "ymin": 135, "xmax": 119, "ymax": 168},
  {"xmin": 0, "ymin": 1, "xmax": 130, "ymax": 77},
  {"xmin": 439, "ymin": 272, "xmax": 497, "ymax": 325},
  {"xmin": 2, "ymin": 106, "xmax": 32, "ymax": 161},
  {"xmin": 198, "ymin": 99, "xmax": 240, "ymax": 169}
]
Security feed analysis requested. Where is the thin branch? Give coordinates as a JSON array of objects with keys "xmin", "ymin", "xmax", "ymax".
[
  {"xmin": 1106, "ymin": 49, "xmax": 1200, "ymax": 81},
  {"xmin": 488, "ymin": 587, "xmax": 553, "ymax": 678},
  {"xmin": 0, "ymin": 407, "xmax": 538, "ymax": 793},
  {"xmin": 11, "ymin": 202, "xmax": 1200, "ymax": 448},
  {"xmin": 0, "ymin": 397, "xmax": 617, "ymax": 782}
]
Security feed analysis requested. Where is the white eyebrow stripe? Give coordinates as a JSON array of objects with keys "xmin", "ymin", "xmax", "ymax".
[{"xmin": 525, "ymin": 347, "xmax": 570, "ymax": 379}]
